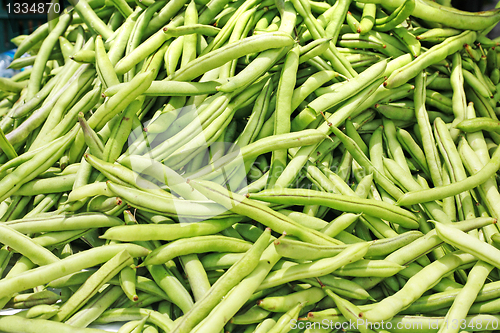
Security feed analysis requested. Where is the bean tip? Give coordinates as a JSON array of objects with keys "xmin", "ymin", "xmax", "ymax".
[
  {"xmin": 133, "ymin": 295, "xmax": 139, "ymax": 302},
  {"xmin": 493, "ymin": 219, "xmax": 498, "ymax": 224}
]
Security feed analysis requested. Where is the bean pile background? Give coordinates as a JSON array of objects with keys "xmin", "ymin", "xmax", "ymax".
[{"xmin": 2, "ymin": 0, "xmax": 500, "ymax": 332}]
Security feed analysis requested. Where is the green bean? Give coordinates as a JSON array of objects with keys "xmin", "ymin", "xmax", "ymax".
[
  {"xmin": 106, "ymin": 181, "xmax": 236, "ymax": 219},
  {"xmin": 433, "ymin": 222, "xmax": 500, "ymax": 269},
  {"xmin": 52, "ymin": 250, "xmax": 134, "ymax": 322},
  {"xmin": 268, "ymin": 301, "xmax": 305, "ymax": 333},
  {"xmin": 6, "ymin": 64, "xmax": 89, "ymax": 147},
  {"xmin": 293, "ymin": 59, "xmax": 386, "ymax": 131},
  {"xmin": 304, "ymin": 274, "xmax": 373, "ymax": 300},
  {"xmin": 116, "ymin": 317, "xmax": 148, "ymax": 333},
  {"xmin": 188, "ymin": 179, "xmax": 342, "ymax": 245},
  {"xmin": 14, "ymin": 23, "xmax": 49, "ymax": 59},
  {"xmin": 230, "ymin": 304, "xmax": 270, "ymax": 325},
  {"xmin": 93, "ymin": 308, "xmax": 174, "ymax": 332},
  {"xmin": 6, "ymin": 212, "xmax": 123, "ymax": 233},
  {"xmin": 141, "ymin": 235, "xmax": 252, "ymax": 266},
  {"xmin": 250, "ymin": 187, "xmax": 418, "ymax": 229},
  {"xmin": 332, "ymin": 259, "xmax": 405, "ymax": 277},
  {"xmin": 352, "ymin": 217, "xmax": 495, "ymax": 291},
  {"xmin": 397, "ymin": 140, "xmax": 500, "ymax": 205},
  {"xmin": 7, "ymin": 289, "xmax": 60, "ymax": 309},
  {"xmin": 71, "ymin": 50, "xmax": 96, "ymax": 63},
  {"xmin": 279, "ymin": 209, "xmax": 329, "ymax": 230},
  {"xmin": 385, "ymin": 31, "xmax": 476, "ymax": 88},
  {"xmin": 170, "ymin": 31, "xmax": 294, "ymax": 82},
  {"xmin": 86, "ymin": 69, "xmax": 155, "ymax": 133},
  {"xmin": 189, "ymin": 240, "xmax": 281, "ymax": 333},
  {"xmin": 276, "ymin": 79, "xmax": 383, "ymax": 189},
  {"xmin": 258, "ymin": 242, "xmax": 369, "ymax": 291},
  {"xmin": 40, "ymin": 86, "xmax": 102, "ymax": 149},
  {"xmin": 363, "ymin": 251, "xmax": 477, "ymax": 323},
  {"xmin": 110, "ymin": 275, "xmax": 170, "ymax": 301},
  {"xmin": 26, "ymin": 13, "xmax": 72, "ymax": 100},
  {"xmin": 438, "ymin": 261, "xmax": 494, "ymax": 333},
  {"xmin": 0, "ymin": 130, "xmax": 77, "ymax": 202},
  {"xmin": 281, "ymin": 231, "xmax": 421, "ymax": 261},
  {"xmin": 414, "ymin": 71, "xmax": 443, "ymax": 187},
  {"xmin": 0, "ymin": 224, "xmax": 59, "ymax": 266},
  {"xmin": 101, "ymin": 216, "xmax": 240, "ymax": 241},
  {"xmin": 459, "ymin": 137, "xmax": 500, "ymax": 219},
  {"xmin": 0, "ymin": 316, "xmax": 109, "ymax": 333},
  {"xmin": 463, "ymin": 68, "xmax": 493, "ymax": 99},
  {"xmin": 0, "ymin": 243, "xmax": 149, "ymax": 299},
  {"xmin": 95, "ymin": 35, "xmax": 120, "ymax": 90},
  {"xmin": 383, "ymin": 158, "xmax": 452, "ymax": 224},
  {"xmin": 171, "ymin": 228, "xmax": 271, "ymax": 333},
  {"xmin": 267, "ymin": 46, "xmax": 300, "ymax": 188},
  {"xmin": 119, "ymin": 265, "xmax": 138, "ymax": 302},
  {"xmin": 70, "ymin": 0, "xmax": 114, "ymax": 38},
  {"xmin": 25, "ymin": 304, "xmax": 60, "ymax": 319},
  {"xmin": 258, "ymin": 287, "xmax": 324, "ymax": 313}
]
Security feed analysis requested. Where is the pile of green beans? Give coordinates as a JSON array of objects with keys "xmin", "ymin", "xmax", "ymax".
[{"xmin": 3, "ymin": 0, "xmax": 500, "ymax": 332}]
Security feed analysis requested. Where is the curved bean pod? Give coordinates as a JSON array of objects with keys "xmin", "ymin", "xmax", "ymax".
[
  {"xmin": 374, "ymin": 0, "xmax": 415, "ymax": 32},
  {"xmin": 275, "ymin": 231, "xmax": 422, "ymax": 260},
  {"xmin": 92, "ymin": 307, "xmax": 174, "ymax": 332},
  {"xmin": 359, "ymin": 0, "xmax": 500, "ymax": 30},
  {"xmin": 397, "ymin": 143, "xmax": 500, "ymax": 206},
  {"xmin": 250, "ymin": 188, "xmax": 418, "ymax": 228},
  {"xmin": 434, "ymin": 222, "xmax": 500, "ymax": 268},
  {"xmin": 385, "ymin": 31, "xmax": 476, "ymax": 88},
  {"xmin": 169, "ymin": 31, "xmax": 294, "ymax": 82},
  {"xmin": 333, "ymin": 259, "xmax": 405, "ymax": 277},
  {"xmin": 456, "ymin": 117, "xmax": 500, "ymax": 134},
  {"xmin": 257, "ymin": 242, "xmax": 369, "ymax": 291},
  {"xmin": 0, "ymin": 316, "xmax": 108, "ymax": 333},
  {"xmin": 0, "ymin": 224, "xmax": 59, "ymax": 266},
  {"xmin": 52, "ymin": 250, "xmax": 134, "ymax": 322},
  {"xmin": 187, "ymin": 179, "xmax": 342, "ymax": 245},
  {"xmin": 106, "ymin": 181, "xmax": 239, "ymax": 220},
  {"xmin": 0, "ymin": 244, "xmax": 149, "ymax": 299},
  {"xmin": 101, "ymin": 217, "xmax": 241, "ymax": 241},
  {"xmin": 257, "ymin": 287, "xmax": 325, "ymax": 313},
  {"xmin": 141, "ymin": 235, "xmax": 252, "ymax": 266},
  {"xmin": 171, "ymin": 229, "xmax": 271, "ymax": 333},
  {"xmin": 362, "ymin": 251, "xmax": 477, "ymax": 323},
  {"xmin": 5, "ymin": 212, "xmax": 123, "ymax": 233}
]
